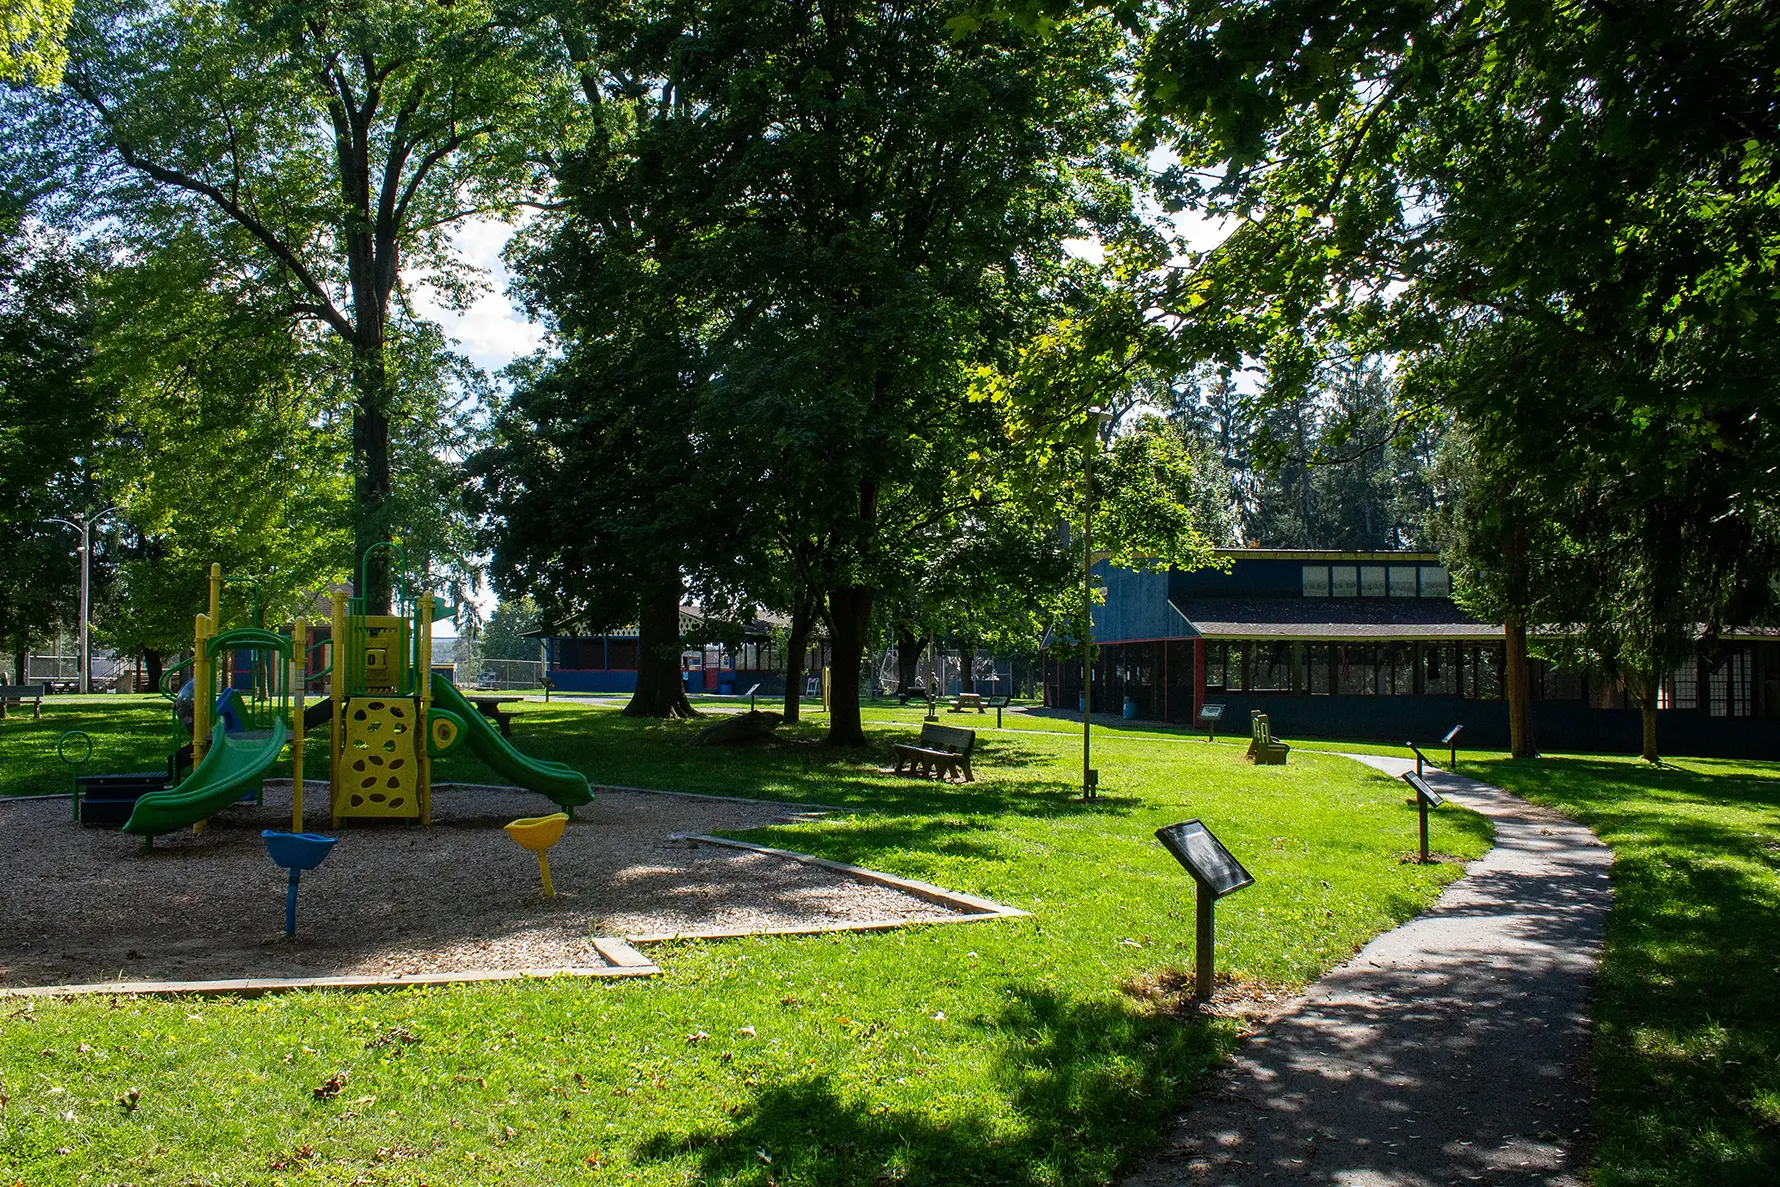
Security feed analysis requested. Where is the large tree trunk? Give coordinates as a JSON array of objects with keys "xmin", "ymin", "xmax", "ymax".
[
  {"xmin": 1634, "ymin": 666, "xmax": 1661, "ymax": 762},
  {"xmin": 781, "ymin": 598, "xmax": 815, "ymax": 724},
  {"xmin": 958, "ymin": 639, "xmax": 976, "ymax": 694},
  {"xmin": 12, "ymin": 647, "xmax": 25, "ymax": 687},
  {"xmin": 825, "ymin": 583, "xmax": 872, "ymax": 746},
  {"xmin": 1504, "ymin": 612, "xmax": 1537, "ymax": 758},
  {"xmin": 895, "ymin": 625, "xmax": 921, "ymax": 698},
  {"xmin": 350, "ymin": 340, "xmax": 394, "ymax": 615},
  {"xmin": 144, "ymin": 648, "xmax": 163, "ymax": 695},
  {"xmin": 623, "ymin": 576, "xmax": 697, "ymax": 718}
]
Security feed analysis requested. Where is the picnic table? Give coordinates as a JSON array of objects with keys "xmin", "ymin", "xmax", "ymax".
[
  {"xmin": 465, "ymin": 695, "xmax": 521, "ymax": 738},
  {"xmin": 948, "ymin": 692, "xmax": 985, "ymax": 713}
]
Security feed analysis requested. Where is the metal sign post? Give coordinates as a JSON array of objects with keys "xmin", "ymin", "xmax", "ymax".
[
  {"xmin": 1198, "ymin": 703, "xmax": 1224, "ymax": 743},
  {"xmin": 1402, "ymin": 772, "xmax": 1445, "ymax": 863},
  {"xmin": 1442, "ymin": 724, "xmax": 1464, "ymax": 769},
  {"xmin": 1155, "ymin": 820, "xmax": 1255, "ymax": 1000},
  {"xmin": 745, "ymin": 683, "xmax": 761, "ymax": 711},
  {"xmin": 1406, "ymin": 741, "xmax": 1430, "ymax": 776}
]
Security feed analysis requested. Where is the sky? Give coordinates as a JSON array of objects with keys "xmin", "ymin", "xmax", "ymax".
[{"xmin": 412, "ymin": 217, "xmax": 546, "ymax": 377}]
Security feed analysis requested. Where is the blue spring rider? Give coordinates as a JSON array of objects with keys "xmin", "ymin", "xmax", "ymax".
[{"xmin": 261, "ymin": 831, "xmax": 339, "ymax": 936}]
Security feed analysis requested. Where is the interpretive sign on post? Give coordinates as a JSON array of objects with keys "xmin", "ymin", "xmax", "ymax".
[
  {"xmin": 1402, "ymin": 772, "xmax": 1444, "ymax": 862},
  {"xmin": 1198, "ymin": 702, "xmax": 1225, "ymax": 743},
  {"xmin": 1441, "ymin": 724, "xmax": 1464, "ymax": 768},
  {"xmin": 744, "ymin": 683, "xmax": 761, "ymax": 710},
  {"xmin": 1155, "ymin": 819, "xmax": 1254, "ymax": 1000}
]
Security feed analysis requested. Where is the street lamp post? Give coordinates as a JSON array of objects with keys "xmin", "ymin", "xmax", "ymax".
[
  {"xmin": 1082, "ymin": 408, "xmax": 1113, "ymax": 800},
  {"xmin": 44, "ymin": 507, "xmax": 119, "ymax": 695}
]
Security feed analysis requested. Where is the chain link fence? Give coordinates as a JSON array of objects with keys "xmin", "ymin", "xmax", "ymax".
[{"xmin": 466, "ymin": 658, "xmax": 546, "ymax": 690}]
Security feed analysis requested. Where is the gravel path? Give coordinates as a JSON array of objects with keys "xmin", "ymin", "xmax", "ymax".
[
  {"xmin": 1125, "ymin": 755, "xmax": 1612, "ymax": 1187},
  {"xmin": 0, "ymin": 784, "xmax": 959, "ymax": 988}
]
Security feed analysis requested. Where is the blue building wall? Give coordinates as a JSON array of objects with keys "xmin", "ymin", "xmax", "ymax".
[
  {"xmin": 1093, "ymin": 562, "xmax": 1195, "ymax": 643},
  {"xmin": 550, "ymin": 669, "xmax": 638, "ymax": 693}
]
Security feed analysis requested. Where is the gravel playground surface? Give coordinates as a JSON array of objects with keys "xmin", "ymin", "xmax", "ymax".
[{"xmin": 0, "ymin": 785, "xmax": 961, "ymax": 989}]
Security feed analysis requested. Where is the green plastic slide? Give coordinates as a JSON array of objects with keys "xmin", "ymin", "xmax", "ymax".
[
  {"xmin": 123, "ymin": 718, "xmax": 288, "ymax": 837},
  {"xmin": 429, "ymin": 672, "xmax": 592, "ymax": 810}
]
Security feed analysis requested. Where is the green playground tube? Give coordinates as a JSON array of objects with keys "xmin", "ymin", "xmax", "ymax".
[
  {"xmin": 429, "ymin": 672, "xmax": 592, "ymax": 810},
  {"xmin": 123, "ymin": 718, "xmax": 288, "ymax": 838}
]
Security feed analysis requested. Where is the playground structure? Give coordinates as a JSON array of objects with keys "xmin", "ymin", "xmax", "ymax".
[{"xmin": 89, "ymin": 548, "xmax": 591, "ymax": 842}]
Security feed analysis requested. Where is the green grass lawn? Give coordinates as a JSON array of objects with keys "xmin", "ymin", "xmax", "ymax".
[
  {"xmin": 0, "ymin": 696, "xmax": 1491, "ymax": 1185},
  {"xmin": 1471, "ymin": 753, "xmax": 1780, "ymax": 1187}
]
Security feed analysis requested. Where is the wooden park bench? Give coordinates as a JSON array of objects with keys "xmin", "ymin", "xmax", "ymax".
[
  {"xmin": 1244, "ymin": 711, "xmax": 1290, "ymax": 765},
  {"xmin": 892, "ymin": 722, "xmax": 977, "ymax": 782},
  {"xmin": 948, "ymin": 692, "xmax": 985, "ymax": 713},
  {"xmin": 0, "ymin": 684, "xmax": 44, "ymax": 720}
]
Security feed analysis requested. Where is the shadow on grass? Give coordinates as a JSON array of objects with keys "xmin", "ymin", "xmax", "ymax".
[
  {"xmin": 632, "ymin": 985, "xmax": 1229, "ymax": 1185},
  {"xmin": 1475, "ymin": 753, "xmax": 1780, "ymax": 1187}
]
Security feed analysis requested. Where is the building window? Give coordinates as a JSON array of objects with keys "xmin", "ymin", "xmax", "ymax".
[
  {"xmin": 1460, "ymin": 644, "xmax": 1504, "ymax": 699},
  {"xmin": 1250, "ymin": 643, "xmax": 1293, "ymax": 691},
  {"xmin": 606, "ymin": 639, "xmax": 639, "ymax": 668},
  {"xmin": 1227, "ymin": 643, "xmax": 1245, "ymax": 691},
  {"xmin": 1302, "ymin": 565, "xmax": 1330, "ymax": 597},
  {"xmin": 1381, "ymin": 643, "xmax": 1416, "ymax": 694},
  {"xmin": 1539, "ymin": 662, "xmax": 1585, "ymax": 701},
  {"xmin": 1204, "ymin": 643, "xmax": 1225, "ymax": 689},
  {"xmin": 1307, "ymin": 644, "xmax": 1332, "ymax": 694},
  {"xmin": 1338, "ymin": 645, "xmax": 1376, "ymax": 695},
  {"xmin": 1658, "ymin": 661, "xmax": 1698, "ymax": 710},
  {"xmin": 1420, "ymin": 566, "xmax": 1451, "ymax": 597},
  {"xmin": 1360, "ymin": 566, "xmax": 1387, "ymax": 597},
  {"xmin": 1422, "ymin": 645, "xmax": 1459, "ymax": 695},
  {"xmin": 1331, "ymin": 566, "xmax": 1358, "ymax": 597},
  {"xmin": 1708, "ymin": 649, "xmax": 1752, "ymax": 717},
  {"xmin": 1388, "ymin": 566, "xmax": 1418, "ymax": 597}
]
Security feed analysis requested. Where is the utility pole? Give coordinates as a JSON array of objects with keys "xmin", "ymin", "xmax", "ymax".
[
  {"xmin": 44, "ymin": 508, "xmax": 119, "ymax": 695},
  {"xmin": 1082, "ymin": 409, "xmax": 1112, "ymax": 800}
]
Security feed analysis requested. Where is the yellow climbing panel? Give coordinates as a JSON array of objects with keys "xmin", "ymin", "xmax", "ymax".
[{"xmin": 337, "ymin": 696, "xmax": 421, "ymax": 820}]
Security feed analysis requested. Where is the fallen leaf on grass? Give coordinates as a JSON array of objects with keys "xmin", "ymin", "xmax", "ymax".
[
  {"xmin": 116, "ymin": 1088, "xmax": 141, "ymax": 1112},
  {"xmin": 312, "ymin": 1071, "xmax": 348, "ymax": 1101},
  {"xmin": 365, "ymin": 1026, "xmax": 421, "ymax": 1051},
  {"xmin": 686, "ymin": 1030, "xmax": 710, "ymax": 1045},
  {"xmin": 266, "ymin": 1144, "xmax": 316, "ymax": 1171}
]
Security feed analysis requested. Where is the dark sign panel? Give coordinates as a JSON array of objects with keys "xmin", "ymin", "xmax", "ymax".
[
  {"xmin": 1198, "ymin": 704, "xmax": 1225, "ymax": 722},
  {"xmin": 1403, "ymin": 772, "xmax": 1444, "ymax": 807},
  {"xmin": 1441, "ymin": 724, "xmax": 1464, "ymax": 745},
  {"xmin": 1155, "ymin": 819, "xmax": 1254, "ymax": 898}
]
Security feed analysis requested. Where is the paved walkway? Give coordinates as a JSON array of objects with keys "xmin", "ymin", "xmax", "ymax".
[{"xmin": 1125, "ymin": 756, "xmax": 1612, "ymax": 1187}]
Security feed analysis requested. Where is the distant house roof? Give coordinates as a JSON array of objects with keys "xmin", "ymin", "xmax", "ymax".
[{"xmin": 1171, "ymin": 596, "xmax": 1500, "ymax": 642}]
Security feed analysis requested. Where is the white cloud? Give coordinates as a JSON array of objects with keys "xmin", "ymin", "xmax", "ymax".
[{"xmin": 410, "ymin": 216, "xmax": 547, "ymax": 376}]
